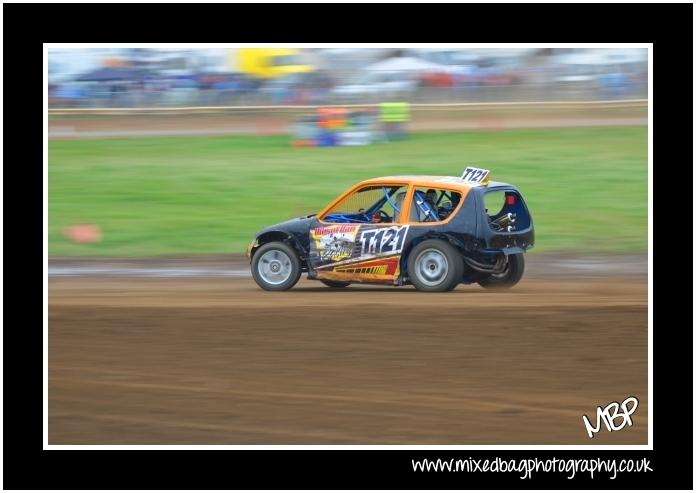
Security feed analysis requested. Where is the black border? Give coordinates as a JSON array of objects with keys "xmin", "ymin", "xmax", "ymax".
[{"xmin": 4, "ymin": 2, "xmax": 693, "ymax": 489}]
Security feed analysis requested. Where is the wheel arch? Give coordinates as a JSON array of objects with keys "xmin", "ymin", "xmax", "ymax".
[
  {"xmin": 251, "ymin": 230, "xmax": 308, "ymax": 267},
  {"xmin": 399, "ymin": 232, "xmax": 466, "ymax": 280}
]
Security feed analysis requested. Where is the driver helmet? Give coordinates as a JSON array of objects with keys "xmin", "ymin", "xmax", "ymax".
[{"xmin": 425, "ymin": 189, "xmax": 438, "ymax": 208}]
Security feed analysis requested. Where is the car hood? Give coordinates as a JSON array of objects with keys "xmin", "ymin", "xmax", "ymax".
[{"xmin": 255, "ymin": 214, "xmax": 317, "ymax": 237}]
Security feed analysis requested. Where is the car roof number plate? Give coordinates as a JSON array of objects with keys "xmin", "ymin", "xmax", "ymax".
[{"xmin": 461, "ymin": 167, "xmax": 490, "ymax": 186}]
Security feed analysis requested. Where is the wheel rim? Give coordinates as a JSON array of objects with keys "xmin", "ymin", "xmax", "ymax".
[
  {"xmin": 414, "ymin": 248, "xmax": 449, "ymax": 287},
  {"xmin": 257, "ymin": 250, "xmax": 293, "ymax": 285}
]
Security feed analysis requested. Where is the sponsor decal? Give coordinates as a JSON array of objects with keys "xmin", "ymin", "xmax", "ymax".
[
  {"xmin": 333, "ymin": 256, "xmax": 400, "ymax": 276},
  {"xmin": 312, "ymin": 225, "xmax": 359, "ymax": 236},
  {"xmin": 312, "ymin": 224, "xmax": 410, "ymax": 278},
  {"xmin": 310, "ymin": 224, "xmax": 360, "ymax": 262}
]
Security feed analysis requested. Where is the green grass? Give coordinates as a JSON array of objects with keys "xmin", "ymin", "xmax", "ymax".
[{"xmin": 48, "ymin": 127, "xmax": 647, "ymax": 256}]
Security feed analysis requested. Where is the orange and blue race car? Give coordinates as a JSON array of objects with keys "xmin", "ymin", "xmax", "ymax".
[{"xmin": 247, "ymin": 167, "xmax": 534, "ymax": 292}]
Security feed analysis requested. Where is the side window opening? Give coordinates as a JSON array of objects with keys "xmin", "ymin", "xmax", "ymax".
[
  {"xmin": 323, "ymin": 185, "xmax": 408, "ymax": 224},
  {"xmin": 410, "ymin": 187, "xmax": 462, "ymax": 222},
  {"xmin": 484, "ymin": 190, "xmax": 531, "ymax": 232}
]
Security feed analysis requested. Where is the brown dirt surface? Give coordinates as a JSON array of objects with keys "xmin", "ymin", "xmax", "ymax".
[
  {"xmin": 48, "ymin": 105, "xmax": 647, "ymax": 138},
  {"xmin": 48, "ymin": 275, "xmax": 648, "ymax": 445}
]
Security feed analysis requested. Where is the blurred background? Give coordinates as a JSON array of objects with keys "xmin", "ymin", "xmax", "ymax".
[
  {"xmin": 48, "ymin": 47, "xmax": 649, "ymax": 446},
  {"xmin": 48, "ymin": 47, "xmax": 648, "ymax": 257},
  {"xmin": 49, "ymin": 47, "xmax": 647, "ymax": 107}
]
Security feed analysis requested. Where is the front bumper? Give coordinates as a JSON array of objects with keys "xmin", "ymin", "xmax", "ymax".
[{"xmin": 246, "ymin": 239, "xmax": 258, "ymax": 261}]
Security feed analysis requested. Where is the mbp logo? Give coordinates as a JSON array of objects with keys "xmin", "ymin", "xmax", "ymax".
[{"xmin": 582, "ymin": 396, "xmax": 639, "ymax": 438}]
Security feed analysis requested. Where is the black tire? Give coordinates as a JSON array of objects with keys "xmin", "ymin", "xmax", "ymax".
[
  {"xmin": 251, "ymin": 241, "xmax": 302, "ymax": 291},
  {"xmin": 477, "ymin": 253, "xmax": 525, "ymax": 290},
  {"xmin": 320, "ymin": 280, "xmax": 351, "ymax": 288},
  {"xmin": 407, "ymin": 239, "xmax": 464, "ymax": 292}
]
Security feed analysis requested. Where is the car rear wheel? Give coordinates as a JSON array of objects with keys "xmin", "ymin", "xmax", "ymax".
[
  {"xmin": 320, "ymin": 280, "xmax": 351, "ymax": 288},
  {"xmin": 251, "ymin": 241, "xmax": 302, "ymax": 291},
  {"xmin": 477, "ymin": 253, "xmax": 525, "ymax": 289},
  {"xmin": 408, "ymin": 240, "xmax": 463, "ymax": 292}
]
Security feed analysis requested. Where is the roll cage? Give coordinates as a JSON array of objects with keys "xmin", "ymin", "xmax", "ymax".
[
  {"xmin": 322, "ymin": 185, "xmax": 465, "ymax": 225},
  {"xmin": 323, "ymin": 185, "xmax": 404, "ymax": 224}
]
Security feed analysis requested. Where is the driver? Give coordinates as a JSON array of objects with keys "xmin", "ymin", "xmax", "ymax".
[
  {"xmin": 425, "ymin": 189, "xmax": 438, "ymax": 211},
  {"xmin": 419, "ymin": 188, "xmax": 439, "ymax": 220}
]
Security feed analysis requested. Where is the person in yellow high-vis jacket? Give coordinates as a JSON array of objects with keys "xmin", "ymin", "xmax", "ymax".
[{"xmin": 379, "ymin": 101, "xmax": 410, "ymax": 141}]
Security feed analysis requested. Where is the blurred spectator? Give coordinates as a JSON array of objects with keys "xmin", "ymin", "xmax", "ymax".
[
  {"xmin": 48, "ymin": 48, "xmax": 648, "ymax": 108},
  {"xmin": 53, "ymin": 83, "xmax": 89, "ymax": 107},
  {"xmin": 380, "ymin": 101, "xmax": 410, "ymax": 141}
]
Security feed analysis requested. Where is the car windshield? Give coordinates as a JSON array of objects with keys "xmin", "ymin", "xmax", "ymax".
[{"xmin": 323, "ymin": 185, "xmax": 407, "ymax": 223}]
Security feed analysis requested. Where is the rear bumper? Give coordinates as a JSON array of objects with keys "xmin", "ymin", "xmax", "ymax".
[{"xmin": 485, "ymin": 228, "xmax": 534, "ymax": 252}]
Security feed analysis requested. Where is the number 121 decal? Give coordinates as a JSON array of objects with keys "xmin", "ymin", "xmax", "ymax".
[
  {"xmin": 461, "ymin": 166, "xmax": 490, "ymax": 185},
  {"xmin": 358, "ymin": 225, "xmax": 409, "ymax": 257}
]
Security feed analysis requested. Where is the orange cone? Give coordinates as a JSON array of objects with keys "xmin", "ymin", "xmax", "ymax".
[{"xmin": 65, "ymin": 224, "xmax": 102, "ymax": 244}]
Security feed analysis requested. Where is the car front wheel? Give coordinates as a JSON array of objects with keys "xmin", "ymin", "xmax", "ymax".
[
  {"xmin": 251, "ymin": 241, "xmax": 302, "ymax": 291},
  {"xmin": 408, "ymin": 239, "xmax": 464, "ymax": 292}
]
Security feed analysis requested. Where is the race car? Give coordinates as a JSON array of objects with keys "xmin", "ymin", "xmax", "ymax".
[{"xmin": 247, "ymin": 167, "xmax": 534, "ymax": 292}]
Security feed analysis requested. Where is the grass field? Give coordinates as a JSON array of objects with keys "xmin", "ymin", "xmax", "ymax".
[{"xmin": 48, "ymin": 127, "xmax": 647, "ymax": 256}]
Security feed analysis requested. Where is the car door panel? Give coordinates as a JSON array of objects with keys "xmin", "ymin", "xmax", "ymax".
[{"xmin": 309, "ymin": 223, "xmax": 410, "ymax": 283}]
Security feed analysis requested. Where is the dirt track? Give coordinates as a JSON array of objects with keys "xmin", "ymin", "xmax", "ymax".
[
  {"xmin": 48, "ymin": 104, "xmax": 647, "ymax": 139},
  {"xmin": 48, "ymin": 272, "xmax": 648, "ymax": 445}
]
